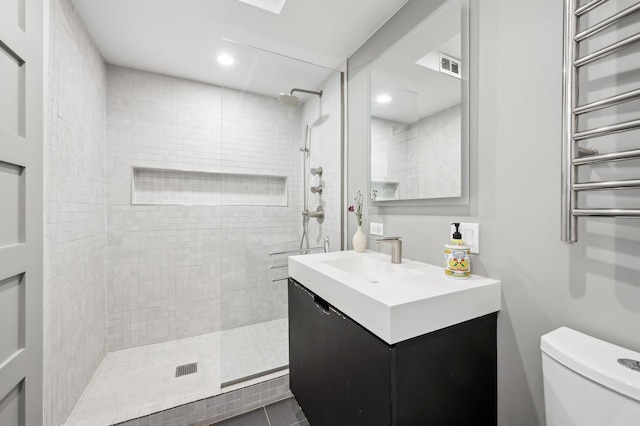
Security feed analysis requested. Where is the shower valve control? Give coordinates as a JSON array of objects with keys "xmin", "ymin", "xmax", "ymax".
[
  {"xmin": 310, "ymin": 185, "xmax": 323, "ymax": 194},
  {"xmin": 302, "ymin": 206, "xmax": 325, "ymax": 224}
]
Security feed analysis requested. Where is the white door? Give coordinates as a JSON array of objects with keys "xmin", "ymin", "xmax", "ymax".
[{"xmin": 0, "ymin": 0, "xmax": 44, "ymax": 425}]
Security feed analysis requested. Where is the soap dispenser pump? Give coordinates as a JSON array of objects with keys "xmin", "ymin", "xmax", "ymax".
[{"xmin": 444, "ymin": 222, "xmax": 471, "ymax": 279}]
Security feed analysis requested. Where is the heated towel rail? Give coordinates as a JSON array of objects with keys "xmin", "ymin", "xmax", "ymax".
[{"xmin": 561, "ymin": 0, "xmax": 640, "ymax": 242}]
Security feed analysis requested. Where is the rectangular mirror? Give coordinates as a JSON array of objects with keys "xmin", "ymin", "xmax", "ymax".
[{"xmin": 369, "ymin": 0, "xmax": 469, "ymax": 204}]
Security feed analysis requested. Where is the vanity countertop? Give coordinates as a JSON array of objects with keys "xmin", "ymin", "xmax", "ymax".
[{"xmin": 289, "ymin": 250, "xmax": 500, "ymax": 344}]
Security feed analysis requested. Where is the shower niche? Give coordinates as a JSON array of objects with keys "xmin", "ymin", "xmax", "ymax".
[{"xmin": 131, "ymin": 166, "xmax": 288, "ymax": 206}]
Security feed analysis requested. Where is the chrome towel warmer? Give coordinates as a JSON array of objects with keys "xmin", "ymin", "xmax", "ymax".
[{"xmin": 562, "ymin": 0, "xmax": 640, "ymax": 243}]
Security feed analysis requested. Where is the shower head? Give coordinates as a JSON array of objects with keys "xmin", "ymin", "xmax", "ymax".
[
  {"xmin": 312, "ymin": 114, "xmax": 329, "ymax": 127},
  {"xmin": 277, "ymin": 92, "xmax": 303, "ymax": 108},
  {"xmin": 277, "ymin": 88, "xmax": 323, "ymax": 108}
]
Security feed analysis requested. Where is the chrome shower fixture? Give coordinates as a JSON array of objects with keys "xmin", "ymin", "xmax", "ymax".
[
  {"xmin": 310, "ymin": 167, "xmax": 323, "ymax": 176},
  {"xmin": 291, "ymin": 88, "xmax": 323, "ymax": 97},
  {"xmin": 277, "ymin": 88, "xmax": 323, "ymax": 108},
  {"xmin": 302, "ymin": 206, "xmax": 324, "ymax": 224}
]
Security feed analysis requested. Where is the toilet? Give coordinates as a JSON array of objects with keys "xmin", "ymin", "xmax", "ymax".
[{"xmin": 541, "ymin": 327, "xmax": 640, "ymax": 426}]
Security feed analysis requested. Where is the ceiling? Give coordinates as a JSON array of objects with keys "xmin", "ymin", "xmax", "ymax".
[{"xmin": 70, "ymin": 0, "xmax": 409, "ymax": 97}]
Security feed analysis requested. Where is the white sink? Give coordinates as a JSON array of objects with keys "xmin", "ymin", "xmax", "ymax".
[
  {"xmin": 322, "ymin": 256, "xmax": 424, "ymax": 282},
  {"xmin": 289, "ymin": 250, "xmax": 501, "ymax": 344}
]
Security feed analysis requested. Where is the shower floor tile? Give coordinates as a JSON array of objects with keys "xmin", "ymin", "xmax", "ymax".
[
  {"xmin": 221, "ymin": 318, "xmax": 288, "ymax": 385},
  {"xmin": 63, "ymin": 319, "xmax": 289, "ymax": 426}
]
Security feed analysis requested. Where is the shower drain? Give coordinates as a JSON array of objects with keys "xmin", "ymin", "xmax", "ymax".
[{"xmin": 175, "ymin": 362, "xmax": 198, "ymax": 377}]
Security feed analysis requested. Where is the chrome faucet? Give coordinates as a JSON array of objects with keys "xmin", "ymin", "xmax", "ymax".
[{"xmin": 375, "ymin": 237, "xmax": 402, "ymax": 264}]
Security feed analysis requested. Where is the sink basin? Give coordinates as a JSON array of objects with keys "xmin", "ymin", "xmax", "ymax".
[
  {"xmin": 322, "ymin": 256, "xmax": 423, "ymax": 283},
  {"xmin": 289, "ymin": 250, "xmax": 500, "ymax": 344}
]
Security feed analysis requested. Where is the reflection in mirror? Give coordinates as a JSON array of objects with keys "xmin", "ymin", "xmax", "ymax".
[{"xmin": 370, "ymin": 0, "xmax": 468, "ymax": 203}]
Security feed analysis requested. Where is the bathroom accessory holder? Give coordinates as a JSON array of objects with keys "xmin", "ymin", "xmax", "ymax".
[{"xmin": 561, "ymin": 0, "xmax": 640, "ymax": 243}]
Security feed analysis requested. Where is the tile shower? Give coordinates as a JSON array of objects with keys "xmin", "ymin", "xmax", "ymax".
[
  {"xmin": 44, "ymin": 2, "xmax": 342, "ymax": 423},
  {"xmin": 105, "ymin": 65, "xmax": 304, "ymax": 351}
]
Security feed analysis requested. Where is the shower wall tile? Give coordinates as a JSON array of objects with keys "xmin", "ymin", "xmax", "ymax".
[
  {"xmin": 412, "ymin": 104, "xmax": 461, "ymax": 199},
  {"xmin": 301, "ymin": 72, "xmax": 343, "ymax": 251},
  {"xmin": 106, "ymin": 66, "xmax": 303, "ymax": 350},
  {"xmin": 44, "ymin": 0, "xmax": 108, "ymax": 425},
  {"xmin": 371, "ymin": 104, "xmax": 461, "ymax": 200}
]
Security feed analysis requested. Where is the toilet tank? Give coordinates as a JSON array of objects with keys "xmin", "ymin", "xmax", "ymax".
[{"xmin": 541, "ymin": 327, "xmax": 640, "ymax": 426}]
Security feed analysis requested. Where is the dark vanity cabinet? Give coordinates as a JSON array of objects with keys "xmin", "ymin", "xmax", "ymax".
[{"xmin": 288, "ymin": 278, "xmax": 497, "ymax": 426}]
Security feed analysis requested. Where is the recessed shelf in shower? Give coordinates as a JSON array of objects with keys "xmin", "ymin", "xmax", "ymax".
[{"xmin": 131, "ymin": 167, "xmax": 288, "ymax": 206}]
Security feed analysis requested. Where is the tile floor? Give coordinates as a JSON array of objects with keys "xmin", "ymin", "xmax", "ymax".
[
  {"xmin": 220, "ymin": 319, "xmax": 288, "ymax": 385},
  {"xmin": 211, "ymin": 397, "xmax": 308, "ymax": 426},
  {"xmin": 63, "ymin": 319, "xmax": 289, "ymax": 426}
]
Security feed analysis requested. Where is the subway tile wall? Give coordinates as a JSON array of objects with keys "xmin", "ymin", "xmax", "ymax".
[
  {"xmin": 106, "ymin": 66, "xmax": 306, "ymax": 350},
  {"xmin": 301, "ymin": 73, "xmax": 343, "ymax": 251},
  {"xmin": 371, "ymin": 104, "xmax": 461, "ymax": 200},
  {"xmin": 44, "ymin": 0, "xmax": 108, "ymax": 425}
]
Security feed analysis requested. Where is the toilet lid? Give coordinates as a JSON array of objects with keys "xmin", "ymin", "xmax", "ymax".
[{"xmin": 541, "ymin": 327, "xmax": 640, "ymax": 402}]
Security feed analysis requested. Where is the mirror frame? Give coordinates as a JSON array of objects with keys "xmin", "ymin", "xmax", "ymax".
[{"xmin": 368, "ymin": 0, "xmax": 470, "ymax": 207}]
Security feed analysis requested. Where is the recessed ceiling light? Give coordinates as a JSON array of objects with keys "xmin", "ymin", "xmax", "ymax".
[
  {"xmin": 377, "ymin": 94, "xmax": 392, "ymax": 104},
  {"xmin": 217, "ymin": 54, "xmax": 234, "ymax": 66},
  {"xmin": 235, "ymin": 0, "xmax": 287, "ymax": 15}
]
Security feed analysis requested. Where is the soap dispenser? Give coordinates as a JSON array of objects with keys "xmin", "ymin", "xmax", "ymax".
[{"xmin": 444, "ymin": 222, "xmax": 471, "ymax": 279}]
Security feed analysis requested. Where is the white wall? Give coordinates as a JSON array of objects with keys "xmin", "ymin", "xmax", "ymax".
[
  {"xmin": 348, "ymin": 0, "xmax": 640, "ymax": 425},
  {"xmin": 44, "ymin": 0, "xmax": 107, "ymax": 424}
]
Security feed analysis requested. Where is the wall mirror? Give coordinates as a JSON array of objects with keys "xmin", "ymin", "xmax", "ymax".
[{"xmin": 369, "ymin": 0, "xmax": 469, "ymax": 204}]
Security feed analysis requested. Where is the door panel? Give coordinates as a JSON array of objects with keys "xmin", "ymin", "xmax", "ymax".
[
  {"xmin": 0, "ymin": 161, "xmax": 25, "ymax": 247},
  {"xmin": 0, "ymin": 274, "xmax": 25, "ymax": 365}
]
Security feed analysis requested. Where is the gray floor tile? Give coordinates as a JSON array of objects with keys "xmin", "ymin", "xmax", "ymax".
[
  {"xmin": 264, "ymin": 398, "xmax": 307, "ymax": 426},
  {"xmin": 210, "ymin": 408, "xmax": 270, "ymax": 426}
]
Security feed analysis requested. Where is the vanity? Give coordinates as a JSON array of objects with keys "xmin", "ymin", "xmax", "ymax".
[{"xmin": 288, "ymin": 251, "xmax": 500, "ymax": 425}]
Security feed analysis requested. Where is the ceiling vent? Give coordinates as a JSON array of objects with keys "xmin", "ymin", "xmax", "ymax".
[
  {"xmin": 439, "ymin": 53, "xmax": 461, "ymax": 79},
  {"xmin": 175, "ymin": 362, "xmax": 198, "ymax": 377}
]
